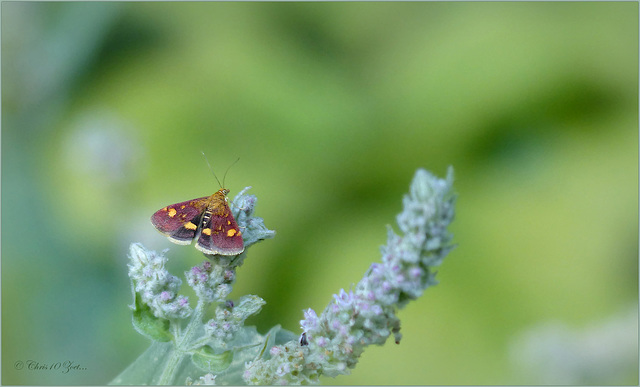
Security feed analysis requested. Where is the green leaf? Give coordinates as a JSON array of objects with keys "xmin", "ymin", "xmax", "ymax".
[
  {"xmin": 109, "ymin": 342, "xmax": 178, "ymax": 385},
  {"xmin": 234, "ymin": 295, "xmax": 266, "ymax": 319},
  {"xmin": 110, "ymin": 325, "xmax": 299, "ymax": 385},
  {"xmin": 191, "ymin": 345, "xmax": 234, "ymax": 373},
  {"xmin": 274, "ymin": 325, "xmax": 298, "ymax": 346},
  {"xmin": 132, "ymin": 292, "xmax": 173, "ymax": 342}
]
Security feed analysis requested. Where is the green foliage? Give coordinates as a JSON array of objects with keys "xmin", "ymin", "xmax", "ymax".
[
  {"xmin": 131, "ymin": 292, "xmax": 173, "ymax": 343},
  {"xmin": 191, "ymin": 346, "xmax": 233, "ymax": 374},
  {"xmin": 111, "ymin": 326, "xmax": 292, "ymax": 385},
  {"xmin": 2, "ymin": 2, "xmax": 637, "ymax": 385}
]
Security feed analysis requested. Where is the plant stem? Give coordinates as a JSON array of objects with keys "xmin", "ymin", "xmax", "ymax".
[
  {"xmin": 157, "ymin": 299, "xmax": 208, "ymax": 385},
  {"xmin": 157, "ymin": 348, "xmax": 181, "ymax": 385},
  {"xmin": 179, "ymin": 299, "xmax": 207, "ymax": 348}
]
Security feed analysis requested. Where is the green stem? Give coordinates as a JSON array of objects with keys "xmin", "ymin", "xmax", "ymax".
[
  {"xmin": 179, "ymin": 299, "xmax": 207, "ymax": 348},
  {"xmin": 157, "ymin": 300, "xmax": 208, "ymax": 385},
  {"xmin": 157, "ymin": 348, "xmax": 181, "ymax": 385}
]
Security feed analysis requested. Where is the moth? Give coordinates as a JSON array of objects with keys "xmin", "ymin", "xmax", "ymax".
[{"xmin": 151, "ymin": 188, "xmax": 244, "ymax": 256}]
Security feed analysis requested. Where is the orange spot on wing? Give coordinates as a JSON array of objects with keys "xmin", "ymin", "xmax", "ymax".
[
  {"xmin": 168, "ymin": 208, "xmax": 177, "ymax": 217},
  {"xmin": 227, "ymin": 229, "xmax": 237, "ymax": 237},
  {"xmin": 184, "ymin": 222, "xmax": 197, "ymax": 230},
  {"xmin": 202, "ymin": 228, "xmax": 211, "ymax": 236}
]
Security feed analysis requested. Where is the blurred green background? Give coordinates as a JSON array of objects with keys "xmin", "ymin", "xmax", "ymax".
[{"xmin": 2, "ymin": 2, "xmax": 637, "ymax": 385}]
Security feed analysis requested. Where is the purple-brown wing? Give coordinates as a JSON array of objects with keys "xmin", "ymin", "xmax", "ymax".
[
  {"xmin": 151, "ymin": 197, "xmax": 209, "ymax": 245},
  {"xmin": 195, "ymin": 207, "xmax": 245, "ymax": 256}
]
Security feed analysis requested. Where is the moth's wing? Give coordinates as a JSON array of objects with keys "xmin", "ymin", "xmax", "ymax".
[
  {"xmin": 151, "ymin": 197, "xmax": 209, "ymax": 245},
  {"xmin": 195, "ymin": 206, "xmax": 245, "ymax": 256}
]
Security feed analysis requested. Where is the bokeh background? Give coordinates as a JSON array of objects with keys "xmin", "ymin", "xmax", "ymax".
[{"xmin": 2, "ymin": 2, "xmax": 637, "ymax": 385}]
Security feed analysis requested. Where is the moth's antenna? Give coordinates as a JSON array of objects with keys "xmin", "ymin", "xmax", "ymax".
[
  {"xmin": 222, "ymin": 157, "xmax": 240, "ymax": 188},
  {"xmin": 201, "ymin": 151, "xmax": 223, "ymax": 189}
]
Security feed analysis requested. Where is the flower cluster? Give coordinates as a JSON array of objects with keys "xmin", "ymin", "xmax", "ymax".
[
  {"xmin": 186, "ymin": 373, "xmax": 217, "ymax": 385},
  {"xmin": 243, "ymin": 167, "xmax": 456, "ymax": 384},
  {"xmin": 205, "ymin": 295, "xmax": 266, "ymax": 348},
  {"xmin": 243, "ymin": 340, "xmax": 316, "ymax": 385},
  {"xmin": 231, "ymin": 187, "xmax": 276, "ymax": 248},
  {"xmin": 185, "ymin": 260, "xmax": 235, "ymax": 304},
  {"xmin": 128, "ymin": 243, "xmax": 192, "ymax": 320}
]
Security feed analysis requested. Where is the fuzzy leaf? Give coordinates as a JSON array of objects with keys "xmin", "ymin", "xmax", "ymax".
[
  {"xmin": 110, "ymin": 325, "xmax": 297, "ymax": 385},
  {"xmin": 131, "ymin": 292, "xmax": 173, "ymax": 342},
  {"xmin": 192, "ymin": 345, "xmax": 234, "ymax": 373},
  {"xmin": 109, "ymin": 342, "xmax": 176, "ymax": 385}
]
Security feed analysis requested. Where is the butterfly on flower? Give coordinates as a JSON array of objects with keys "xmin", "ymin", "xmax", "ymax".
[
  {"xmin": 151, "ymin": 154, "xmax": 244, "ymax": 256},
  {"xmin": 151, "ymin": 188, "xmax": 244, "ymax": 256}
]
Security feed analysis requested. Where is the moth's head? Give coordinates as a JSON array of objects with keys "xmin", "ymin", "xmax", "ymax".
[{"xmin": 220, "ymin": 188, "xmax": 230, "ymax": 197}]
